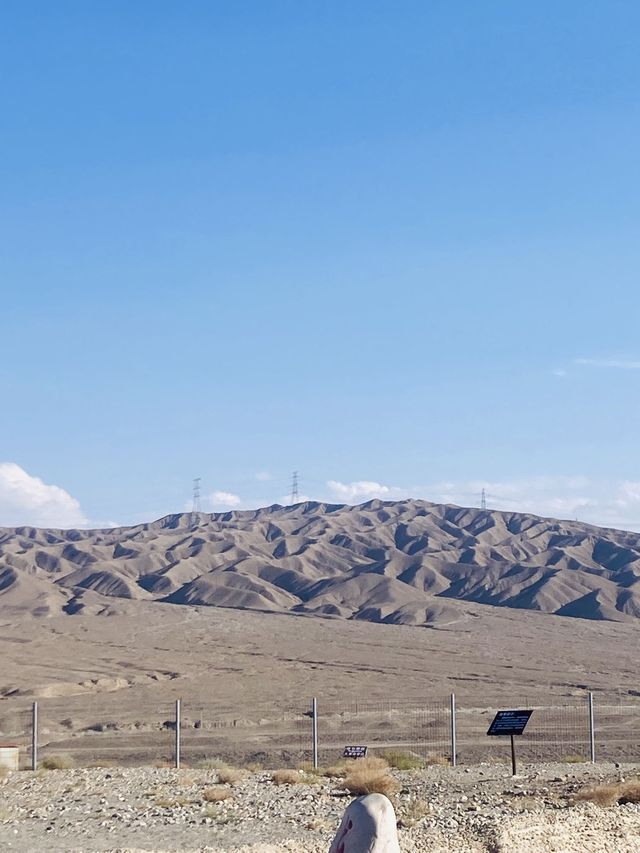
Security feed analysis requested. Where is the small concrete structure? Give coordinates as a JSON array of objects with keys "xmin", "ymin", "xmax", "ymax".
[
  {"xmin": 0, "ymin": 746, "xmax": 19, "ymax": 771},
  {"xmin": 330, "ymin": 793, "xmax": 401, "ymax": 853}
]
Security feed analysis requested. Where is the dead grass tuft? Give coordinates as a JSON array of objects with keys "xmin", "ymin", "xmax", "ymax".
[
  {"xmin": 344, "ymin": 768, "xmax": 400, "ymax": 797},
  {"xmin": 40, "ymin": 754, "xmax": 75, "ymax": 770},
  {"xmin": 298, "ymin": 761, "xmax": 323, "ymax": 775},
  {"xmin": 381, "ymin": 751, "xmax": 424, "ymax": 771},
  {"xmin": 321, "ymin": 762, "xmax": 349, "ymax": 778},
  {"xmin": 216, "ymin": 767, "xmax": 248, "ymax": 785},
  {"xmin": 203, "ymin": 786, "xmax": 233, "ymax": 802},
  {"xmin": 197, "ymin": 758, "xmax": 228, "ymax": 770},
  {"xmin": 320, "ymin": 756, "xmax": 388, "ymax": 778},
  {"xmin": 574, "ymin": 779, "xmax": 640, "ymax": 807},
  {"xmin": 352, "ymin": 756, "xmax": 389, "ymax": 772},
  {"xmin": 619, "ymin": 782, "xmax": 640, "ymax": 804},
  {"xmin": 271, "ymin": 769, "xmax": 302, "ymax": 785},
  {"xmin": 397, "ymin": 797, "xmax": 430, "ymax": 827},
  {"xmin": 425, "ymin": 753, "xmax": 451, "ymax": 767},
  {"xmin": 0, "ymin": 767, "xmax": 10, "ymax": 779}
]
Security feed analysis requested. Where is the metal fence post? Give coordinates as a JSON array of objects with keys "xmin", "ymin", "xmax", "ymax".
[
  {"xmin": 31, "ymin": 701, "xmax": 38, "ymax": 771},
  {"xmin": 450, "ymin": 693, "xmax": 457, "ymax": 767},
  {"xmin": 588, "ymin": 691, "xmax": 596, "ymax": 763},
  {"xmin": 175, "ymin": 699, "xmax": 181, "ymax": 769},
  {"xmin": 312, "ymin": 697, "xmax": 318, "ymax": 770}
]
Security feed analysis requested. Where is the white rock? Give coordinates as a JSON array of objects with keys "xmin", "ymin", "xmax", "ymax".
[{"xmin": 329, "ymin": 794, "xmax": 400, "ymax": 853}]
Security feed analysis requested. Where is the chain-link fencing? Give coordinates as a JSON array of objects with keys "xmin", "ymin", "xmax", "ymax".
[{"xmin": 2, "ymin": 691, "xmax": 640, "ymax": 770}]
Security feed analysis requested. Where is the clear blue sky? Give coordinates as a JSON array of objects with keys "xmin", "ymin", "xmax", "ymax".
[{"xmin": 1, "ymin": 1, "xmax": 640, "ymax": 530}]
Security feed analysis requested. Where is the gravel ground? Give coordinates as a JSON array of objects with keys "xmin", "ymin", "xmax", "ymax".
[{"xmin": 2, "ymin": 762, "xmax": 640, "ymax": 851}]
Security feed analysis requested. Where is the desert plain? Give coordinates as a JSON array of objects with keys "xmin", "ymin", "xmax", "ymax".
[{"xmin": 2, "ymin": 500, "xmax": 640, "ymax": 850}]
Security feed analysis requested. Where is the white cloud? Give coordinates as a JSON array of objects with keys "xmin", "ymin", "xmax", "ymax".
[
  {"xmin": 552, "ymin": 367, "xmax": 567, "ymax": 377},
  {"xmin": 327, "ymin": 480, "xmax": 406, "ymax": 502},
  {"xmin": 280, "ymin": 493, "xmax": 312, "ymax": 505},
  {"xmin": 324, "ymin": 475, "xmax": 640, "ymax": 532},
  {"xmin": 574, "ymin": 358, "xmax": 640, "ymax": 370},
  {"xmin": 0, "ymin": 462, "xmax": 89, "ymax": 529},
  {"xmin": 255, "ymin": 471, "xmax": 272, "ymax": 481},
  {"xmin": 425, "ymin": 476, "xmax": 640, "ymax": 532},
  {"xmin": 207, "ymin": 490, "xmax": 242, "ymax": 509}
]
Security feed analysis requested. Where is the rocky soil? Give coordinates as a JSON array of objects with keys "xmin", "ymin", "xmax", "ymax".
[{"xmin": 1, "ymin": 762, "xmax": 640, "ymax": 851}]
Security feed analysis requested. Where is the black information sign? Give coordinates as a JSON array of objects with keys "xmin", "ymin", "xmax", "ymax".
[
  {"xmin": 487, "ymin": 710, "xmax": 533, "ymax": 737},
  {"xmin": 343, "ymin": 745, "xmax": 368, "ymax": 759}
]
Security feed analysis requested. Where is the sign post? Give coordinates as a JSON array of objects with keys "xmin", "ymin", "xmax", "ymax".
[{"xmin": 487, "ymin": 709, "xmax": 533, "ymax": 776}]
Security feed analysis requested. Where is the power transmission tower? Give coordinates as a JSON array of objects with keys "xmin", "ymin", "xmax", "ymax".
[
  {"xmin": 290, "ymin": 471, "xmax": 300, "ymax": 504},
  {"xmin": 481, "ymin": 488, "xmax": 487, "ymax": 510},
  {"xmin": 192, "ymin": 477, "xmax": 201, "ymax": 526}
]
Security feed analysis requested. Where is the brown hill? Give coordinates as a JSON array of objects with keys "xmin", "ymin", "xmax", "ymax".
[{"xmin": 2, "ymin": 499, "xmax": 640, "ymax": 624}]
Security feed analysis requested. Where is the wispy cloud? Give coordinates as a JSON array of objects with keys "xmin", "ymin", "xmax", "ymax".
[
  {"xmin": 574, "ymin": 358, "xmax": 640, "ymax": 370},
  {"xmin": 327, "ymin": 480, "xmax": 406, "ymax": 502},
  {"xmin": 322, "ymin": 475, "xmax": 640, "ymax": 532},
  {"xmin": 280, "ymin": 493, "xmax": 312, "ymax": 505},
  {"xmin": 207, "ymin": 490, "xmax": 242, "ymax": 509}
]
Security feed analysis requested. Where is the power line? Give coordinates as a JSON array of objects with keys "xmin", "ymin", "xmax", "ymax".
[
  {"xmin": 290, "ymin": 471, "xmax": 299, "ymax": 504},
  {"xmin": 191, "ymin": 477, "xmax": 201, "ymax": 526}
]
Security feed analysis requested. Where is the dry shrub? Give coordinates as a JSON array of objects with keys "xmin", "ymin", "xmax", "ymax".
[
  {"xmin": 574, "ymin": 784, "xmax": 621, "ymax": 807},
  {"xmin": 381, "ymin": 751, "xmax": 424, "ymax": 771},
  {"xmin": 0, "ymin": 766, "xmax": 11, "ymax": 779},
  {"xmin": 619, "ymin": 782, "xmax": 640, "ymax": 804},
  {"xmin": 398, "ymin": 797, "xmax": 430, "ymax": 827},
  {"xmin": 243, "ymin": 761, "xmax": 263, "ymax": 772},
  {"xmin": 321, "ymin": 756, "xmax": 388, "ymax": 778},
  {"xmin": 40, "ymin": 754, "xmax": 75, "ymax": 770},
  {"xmin": 203, "ymin": 786, "xmax": 233, "ymax": 802},
  {"xmin": 344, "ymin": 768, "xmax": 400, "ymax": 797},
  {"xmin": 574, "ymin": 779, "xmax": 640, "ymax": 807},
  {"xmin": 425, "ymin": 753, "xmax": 450, "ymax": 767},
  {"xmin": 271, "ymin": 769, "xmax": 302, "ymax": 785},
  {"xmin": 353, "ymin": 756, "xmax": 389, "ymax": 772},
  {"xmin": 321, "ymin": 762, "xmax": 349, "ymax": 778},
  {"xmin": 561, "ymin": 754, "xmax": 587, "ymax": 764},
  {"xmin": 298, "ymin": 761, "xmax": 322, "ymax": 775},
  {"xmin": 217, "ymin": 767, "xmax": 248, "ymax": 785},
  {"xmin": 197, "ymin": 758, "xmax": 228, "ymax": 770}
]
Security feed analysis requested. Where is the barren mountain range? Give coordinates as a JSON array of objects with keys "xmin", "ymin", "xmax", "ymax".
[{"xmin": 2, "ymin": 499, "xmax": 640, "ymax": 625}]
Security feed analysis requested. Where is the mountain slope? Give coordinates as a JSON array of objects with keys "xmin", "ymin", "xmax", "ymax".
[{"xmin": 2, "ymin": 499, "xmax": 640, "ymax": 624}]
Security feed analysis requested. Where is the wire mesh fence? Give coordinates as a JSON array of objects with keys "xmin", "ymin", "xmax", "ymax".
[
  {"xmin": 455, "ymin": 696, "xmax": 592, "ymax": 764},
  {"xmin": 0, "ymin": 704, "xmax": 33, "ymax": 769},
  {"xmin": 2, "ymin": 691, "xmax": 640, "ymax": 770},
  {"xmin": 592, "ymin": 694, "xmax": 640, "ymax": 762},
  {"xmin": 314, "ymin": 698, "xmax": 451, "ymax": 765},
  {"xmin": 179, "ymin": 702, "xmax": 311, "ymax": 768}
]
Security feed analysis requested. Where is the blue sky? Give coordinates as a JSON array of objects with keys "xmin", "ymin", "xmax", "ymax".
[{"xmin": 1, "ymin": 1, "xmax": 640, "ymax": 530}]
